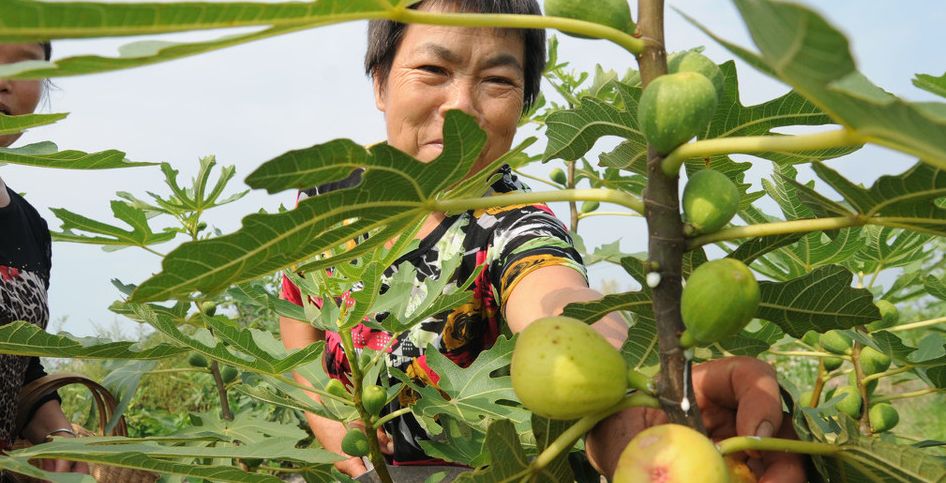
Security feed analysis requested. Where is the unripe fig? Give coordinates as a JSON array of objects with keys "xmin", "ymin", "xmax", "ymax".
[
  {"xmin": 638, "ymin": 72, "xmax": 718, "ymax": 154},
  {"xmin": 867, "ymin": 300, "xmax": 899, "ymax": 331},
  {"xmin": 869, "ymin": 403, "xmax": 899, "ymax": 433},
  {"xmin": 341, "ymin": 428, "xmax": 370, "ymax": 457},
  {"xmin": 801, "ymin": 330, "xmax": 820, "ymax": 348},
  {"xmin": 680, "ymin": 259, "xmax": 760, "ymax": 346},
  {"xmin": 834, "ymin": 385, "xmax": 862, "ymax": 419},
  {"xmin": 820, "ymin": 330, "xmax": 853, "ymax": 355},
  {"xmin": 667, "ymin": 51, "xmax": 725, "ymax": 94},
  {"xmin": 362, "ymin": 384, "xmax": 386, "ymax": 417},
  {"xmin": 220, "ymin": 366, "xmax": 238, "ymax": 384},
  {"xmin": 859, "ymin": 346, "xmax": 891, "ymax": 376},
  {"xmin": 511, "ymin": 316, "xmax": 627, "ymax": 420},
  {"xmin": 848, "ymin": 370, "xmax": 877, "ymax": 395},
  {"xmin": 187, "ymin": 353, "xmax": 209, "ymax": 368},
  {"xmin": 682, "ymin": 169, "xmax": 740, "ymax": 235},
  {"xmin": 823, "ymin": 356, "xmax": 843, "ymax": 372},
  {"xmin": 543, "ymin": 0, "xmax": 636, "ymax": 39},
  {"xmin": 199, "ymin": 301, "xmax": 217, "ymax": 316},
  {"xmin": 549, "ymin": 167, "xmax": 568, "ymax": 185},
  {"xmin": 325, "ymin": 379, "xmax": 350, "ymax": 399},
  {"xmin": 581, "ymin": 201, "xmax": 600, "ymax": 213},
  {"xmin": 725, "ymin": 456, "xmax": 758, "ymax": 483},
  {"xmin": 613, "ymin": 424, "xmax": 728, "ymax": 483}
]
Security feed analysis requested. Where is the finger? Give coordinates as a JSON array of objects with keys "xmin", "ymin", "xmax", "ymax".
[
  {"xmin": 693, "ymin": 357, "xmax": 783, "ymax": 439},
  {"xmin": 53, "ymin": 458, "xmax": 71, "ymax": 473},
  {"xmin": 376, "ymin": 427, "xmax": 394, "ymax": 455},
  {"xmin": 759, "ymin": 418, "xmax": 807, "ymax": 483}
]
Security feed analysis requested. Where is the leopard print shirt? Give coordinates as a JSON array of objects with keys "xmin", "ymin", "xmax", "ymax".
[{"xmin": 0, "ymin": 187, "xmax": 53, "ymax": 444}]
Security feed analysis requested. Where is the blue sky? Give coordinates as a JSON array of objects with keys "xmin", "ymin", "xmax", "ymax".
[{"xmin": 4, "ymin": 1, "xmax": 944, "ymax": 337}]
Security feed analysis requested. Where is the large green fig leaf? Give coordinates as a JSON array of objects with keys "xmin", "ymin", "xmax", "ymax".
[
  {"xmin": 0, "ymin": 321, "xmax": 185, "ymax": 360},
  {"xmin": 395, "ymin": 336, "xmax": 528, "ymax": 434},
  {"xmin": 542, "ymin": 84, "xmax": 640, "ymax": 163},
  {"xmin": 131, "ymin": 111, "xmax": 517, "ymax": 302},
  {"xmin": 0, "ymin": 112, "xmax": 67, "ymax": 135},
  {"xmin": 0, "ymin": 142, "xmax": 151, "ymax": 169},
  {"xmin": 418, "ymin": 416, "xmax": 489, "ymax": 467},
  {"xmin": 690, "ymin": 0, "xmax": 946, "ymax": 169},
  {"xmin": 0, "ymin": 0, "xmax": 389, "ymax": 41},
  {"xmin": 530, "ymin": 414, "xmax": 575, "ymax": 483},
  {"xmin": 755, "ymin": 265, "xmax": 879, "ymax": 338},
  {"xmin": 50, "ymin": 200, "xmax": 177, "ymax": 250}
]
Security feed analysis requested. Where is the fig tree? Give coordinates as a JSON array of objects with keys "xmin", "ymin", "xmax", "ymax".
[
  {"xmin": 834, "ymin": 385, "xmax": 862, "ymax": 419},
  {"xmin": 819, "ymin": 330, "xmax": 853, "ymax": 355},
  {"xmin": 867, "ymin": 300, "xmax": 899, "ymax": 331},
  {"xmin": 362, "ymin": 384, "xmax": 386, "ymax": 417},
  {"xmin": 680, "ymin": 258, "xmax": 760, "ymax": 346},
  {"xmin": 667, "ymin": 50, "xmax": 724, "ymax": 94},
  {"xmin": 637, "ymin": 72, "xmax": 718, "ymax": 154},
  {"xmin": 859, "ymin": 346, "xmax": 891, "ymax": 376},
  {"xmin": 869, "ymin": 403, "xmax": 899, "ymax": 433},
  {"xmin": 543, "ymin": 0, "xmax": 635, "ymax": 39},
  {"xmin": 187, "ymin": 353, "xmax": 209, "ymax": 368},
  {"xmin": 341, "ymin": 428, "xmax": 370, "ymax": 457},
  {"xmin": 613, "ymin": 424, "xmax": 728, "ymax": 483},
  {"xmin": 682, "ymin": 169, "xmax": 740, "ymax": 235},
  {"xmin": 511, "ymin": 316, "xmax": 627, "ymax": 420}
]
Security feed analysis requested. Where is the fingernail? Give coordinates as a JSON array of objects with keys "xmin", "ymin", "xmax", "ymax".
[{"xmin": 755, "ymin": 420, "xmax": 775, "ymax": 438}]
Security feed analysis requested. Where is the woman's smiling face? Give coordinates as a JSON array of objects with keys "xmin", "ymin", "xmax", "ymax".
[
  {"xmin": 0, "ymin": 43, "xmax": 44, "ymax": 148},
  {"xmin": 373, "ymin": 9, "xmax": 525, "ymax": 173}
]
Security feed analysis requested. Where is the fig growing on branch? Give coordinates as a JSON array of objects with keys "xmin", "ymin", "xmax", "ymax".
[
  {"xmin": 511, "ymin": 316, "xmax": 627, "ymax": 420},
  {"xmin": 667, "ymin": 50, "xmax": 725, "ymax": 94},
  {"xmin": 682, "ymin": 169, "xmax": 740, "ymax": 235},
  {"xmin": 613, "ymin": 424, "xmax": 728, "ymax": 483},
  {"xmin": 581, "ymin": 201, "xmax": 600, "ymax": 213},
  {"xmin": 543, "ymin": 0, "xmax": 636, "ymax": 39},
  {"xmin": 834, "ymin": 385, "xmax": 862, "ymax": 419},
  {"xmin": 680, "ymin": 259, "xmax": 760, "ymax": 346},
  {"xmin": 867, "ymin": 299, "xmax": 899, "ymax": 331},
  {"xmin": 823, "ymin": 356, "xmax": 844, "ymax": 372},
  {"xmin": 362, "ymin": 384, "xmax": 386, "ymax": 418},
  {"xmin": 187, "ymin": 353, "xmax": 209, "ymax": 368},
  {"xmin": 549, "ymin": 167, "xmax": 568, "ymax": 185},
  {"xmin": 820, "ymin": 330, "xmax": 853, "ymax": 355},
  {"xmin": 341, "ymin": 428, "xmax": 370, "ymax": 457},
  {"xmin": 325, "ymin": 379, "xmax": 350, "ymax": 399},
  {"xmin": 220, "ymin": 366, "xmax": 238, "ymax": 384},
  {"xmin": 859, "ymin": 346, "xmax": 891, "ymax": 376},
  {"xmin": 637, "ymin": 72, "xmax": 718, "ymax": 155},
  {"xmin": 869, "ymin": 403, "xmax": 900, "ymax": 433}
]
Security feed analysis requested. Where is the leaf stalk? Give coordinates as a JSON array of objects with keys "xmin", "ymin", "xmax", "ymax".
[{"xmin": 433, "ymin": 188, "xmax": 644, "ymax": 216}]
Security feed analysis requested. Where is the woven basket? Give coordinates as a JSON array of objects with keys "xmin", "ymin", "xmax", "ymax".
[{"xmin": 7, "ymin": 373, "xmax": 158, "ymax": 483}]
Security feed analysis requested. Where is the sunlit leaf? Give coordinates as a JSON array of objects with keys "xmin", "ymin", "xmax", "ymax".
[
  {"xmin": 0, "ymin": 141, "xmax": 151, "ymax": 169},
  {"xmin": 914, "ymin": 72, "xmax": 946, "ymax": 99},
  {"xmin": 453, "ymin": 419, "xmax": 531, "ymax": 483},
  {"xmin": 50, "ymin": 200, "xmax": 177, "ymax": 250},
  {"xmin": 0, "ymin": 112, "xmax": 67, "ymax": 135},
  {"xmin": 0, "ymin": 321, "xmax": 185, "ymax": 360}
]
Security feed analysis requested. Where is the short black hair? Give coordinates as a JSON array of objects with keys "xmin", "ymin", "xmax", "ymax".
[
  {"xmin": 40, "ymin": 41, "xmax": 51, "ymax": 61},
  {"xmin": 364, "ymin": 0, "xmax": 545, "ymax": 112}
]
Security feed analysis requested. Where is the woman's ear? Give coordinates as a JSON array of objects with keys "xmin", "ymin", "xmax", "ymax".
[{"xmin": 373, "ymin": 74, "xmax": 386, "ymax": 112}]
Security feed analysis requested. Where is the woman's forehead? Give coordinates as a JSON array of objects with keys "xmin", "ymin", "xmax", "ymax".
[
  {"xmin": 398, "ymin": 24, "xmax": 525, "ymax": 65},
  {"xmin": 0, "ymin": 43, "xmax": 45, "ymax": 60}
]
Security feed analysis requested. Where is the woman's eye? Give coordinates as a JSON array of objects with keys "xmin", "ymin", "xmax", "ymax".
[{"xmin": 419, "ymin": 65, "xmax": 446, "ymax": 75}]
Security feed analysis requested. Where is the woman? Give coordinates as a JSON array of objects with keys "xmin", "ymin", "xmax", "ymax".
[
  {"xmin": 0, "ymin": 41, "xmax": 89, "ymax": 477},
  {"xmin": 280, "ymin": 1, "xmax": 806, "ymax": 480}
]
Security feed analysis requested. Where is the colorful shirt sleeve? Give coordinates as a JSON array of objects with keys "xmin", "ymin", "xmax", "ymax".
[{"xmin": 484, "ymin": 203, "xmax": 586, "ymax": 308}]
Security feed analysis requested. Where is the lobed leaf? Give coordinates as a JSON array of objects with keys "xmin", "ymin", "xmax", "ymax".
[
  {"xmin": 0, "ymin": 112, "xmax": 67, "ymax": 135},
  {"xmin": 50, "ymin": 200, "xmax": 177, "ymax": 249},
  {"xmin": 914, "ymin": 72, "xmax": 946, "ymax": 99},
  {"xmin": 0, "ymin": 321, "xmax": 185, "ymax": 360},
  {"xmin": 0, "ymin": 141, "xmax": 151, "ymax": 169},
  {"xmin": 756, "ymin": 265, "xmax": 879, "ymax": 338}
]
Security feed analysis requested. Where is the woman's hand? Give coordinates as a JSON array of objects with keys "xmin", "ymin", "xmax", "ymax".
[
  {"xmin": 20, "ymin": 400, "xmax": 90, "ymax": 475},
  {"xmin": 585, "ymin": 357, "xmax": 806, "ymax": 483}
]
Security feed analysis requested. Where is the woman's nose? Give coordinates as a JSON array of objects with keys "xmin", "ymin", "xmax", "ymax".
[{"xmin": 440, "ymin": 80, "xmax": 481, "ymax": 122}]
